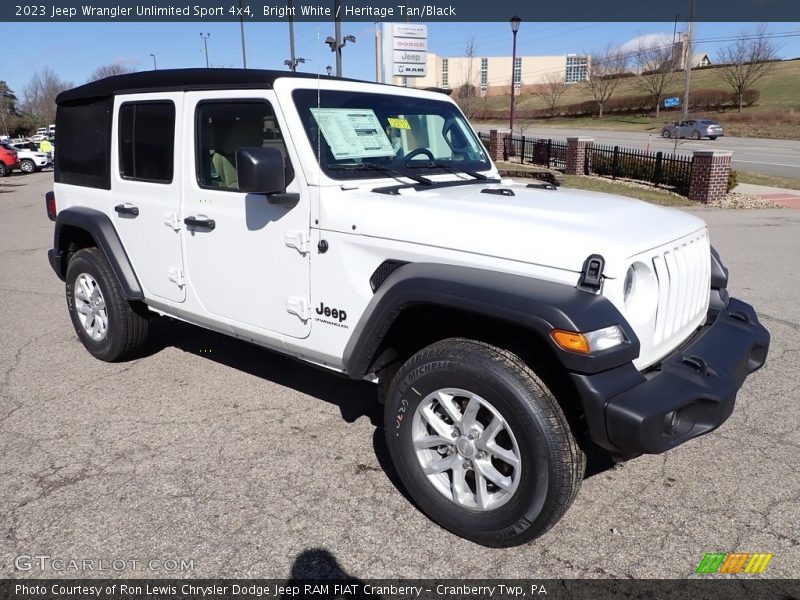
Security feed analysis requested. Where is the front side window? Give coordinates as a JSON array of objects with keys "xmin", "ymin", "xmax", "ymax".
[
  {"xmin": 118, "ymin": 101, "xmax": 175, "ymax": 183},
  {"xmin": 195, "ymin": 100, "xmax": 293, "ymax": 191},
  {"xmin": 292, "ymin": 89, "xmax": 491, "ymax": 180}
]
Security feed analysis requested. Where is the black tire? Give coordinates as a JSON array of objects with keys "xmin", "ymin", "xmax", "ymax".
[
  {"xmin": 709, "ymin": 136, "xmax": 717, "ymax": 140},
  {"xmin": 0, "ymin": 162, "xmax": 8, "ymax": 177},
  {"xmin": 692, "ymin": 131, "xmax": 701, "ymax": 140},
  {"xmin": 65, "ymin": 247, "xmax": 149, "ymax": 362},
  {"xmin": 19, "ymin": 159, "xmax": 35, "ymax": 174},
  {"xmin": 384, "ymin": 338, "xmax": 585, "ymax": 547},
  {"xmin": 661, "ymin": 130, "xmax": 671, "ymax": 138}
]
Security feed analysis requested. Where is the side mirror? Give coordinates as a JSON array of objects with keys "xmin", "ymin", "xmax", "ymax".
[{"xmin": 236, "ymin": 147, "xmax": 286, "ymax": 194}]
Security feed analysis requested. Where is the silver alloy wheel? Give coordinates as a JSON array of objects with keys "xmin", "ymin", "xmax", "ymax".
[
  {"xmin": 411, "ymin": 387, "xmax": 522, "ymax": 511},
  {"xmin": 74, "ymin": 273, "xmax": 109, "ymax": 341},
  {"xmin": 20, "ymin": 160, "xmax": 35, "ymax": 173}
]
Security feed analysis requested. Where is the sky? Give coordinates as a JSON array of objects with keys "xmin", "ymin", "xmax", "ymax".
[{"xmin": 3, "ymin": 21, "xmax": 800, "ymax": 99}]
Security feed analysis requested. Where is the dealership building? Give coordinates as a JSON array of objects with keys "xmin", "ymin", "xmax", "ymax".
[{"xmin": 392, "ymin": 53, "xmax": 591, "ymax": 92}]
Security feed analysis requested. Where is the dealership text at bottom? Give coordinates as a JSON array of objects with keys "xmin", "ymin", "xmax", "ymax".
[{"xmin": 15, "ymin": 584, "xmax": 549, "ymax": 597}]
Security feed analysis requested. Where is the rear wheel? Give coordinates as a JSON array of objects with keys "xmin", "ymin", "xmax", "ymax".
[
  {"xmin": 65, "ymin": 247, "xmax": 149, "ymax": 361},
  {"xmin": 0, "ymin": 162, "xmax": 8, "ymax": 177},
  {"xmin": 384, "ymin": 338, "xmax": 585, "ymax": 547},
  {"xmin": 20, "ymin": 159, "xmax": 35, "ymax": 174},
  {"xmin": 692, "ymin": 131, "xmax": 701, "ymax": 140}
]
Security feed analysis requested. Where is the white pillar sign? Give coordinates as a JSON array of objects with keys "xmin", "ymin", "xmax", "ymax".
[{"xmin": 382, "ymin": 23, "xmax": 428, "ymax": 80}]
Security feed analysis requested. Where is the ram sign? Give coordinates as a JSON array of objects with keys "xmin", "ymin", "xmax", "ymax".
[{"xmin": 382, "ymin": 23, "xmax": 428, "ymax": 79}]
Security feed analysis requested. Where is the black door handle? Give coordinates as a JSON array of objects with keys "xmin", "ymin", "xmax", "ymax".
[
  {"xmin": 114, "ymin": 204, "xmax": 139, "ymax": 217},
  {"xmin": 184, "ymin": 216, "xmax": 216, "ymax": 231}
]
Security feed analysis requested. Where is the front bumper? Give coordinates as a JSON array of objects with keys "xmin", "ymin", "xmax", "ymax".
[{"xmin": 572, "ymin": 297, "xmax": 769, "ymax": 457}]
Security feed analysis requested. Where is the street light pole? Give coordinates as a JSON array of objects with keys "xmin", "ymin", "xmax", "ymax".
[
  {"xmin": 200, "ymin": 32, "xmax": 211, "ymax": 68},
  {"xmin": 239, "ymin": 0, "xmax": 247, "ymax": 67},
  {"xmin": 334, "ymin": 0, "xmax": 343, "ymax": 77},
  {"xmin": 149, "ymin": 53, "xmax": 157, "ymax": 70},
  {"xmin": 682, "ymin": 0, "xmax": 696, "ymax": 120},
  {"xmin": 509, "ymin": 15, "xmax": 521, "ymax": 133}
]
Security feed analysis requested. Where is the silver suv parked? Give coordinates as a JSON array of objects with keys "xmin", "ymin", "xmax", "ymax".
[{"xmin": 661, "ymin": 119, "xmax": 725, "ymax": 140}]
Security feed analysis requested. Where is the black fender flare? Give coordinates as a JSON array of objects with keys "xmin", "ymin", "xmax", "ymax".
[
  {"xmin": 342, "ymin": 263, "xmax": 639, "ymax": 379},
  {"xmin": 50, "ymin": 206, "xmax": 144, "ymax": 300}
]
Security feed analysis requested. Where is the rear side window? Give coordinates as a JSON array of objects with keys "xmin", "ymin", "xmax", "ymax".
[
  {"xmin": 119, "ymin": 101, "xmax": 175, "ymax": 183},
  {"xmin": 55, "ymin": 98, "xmax": 113, "ymax": 189}
]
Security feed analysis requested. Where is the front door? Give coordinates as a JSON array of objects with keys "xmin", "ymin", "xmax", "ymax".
[{"xmin": 181, "ymin": 91, "xmax": 311, "ymax": 339}]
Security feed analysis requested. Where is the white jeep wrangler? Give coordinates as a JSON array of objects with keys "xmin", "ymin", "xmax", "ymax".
[{"xmin": 46, "ymin": 69, "xmax": 769, "ymax": 547}]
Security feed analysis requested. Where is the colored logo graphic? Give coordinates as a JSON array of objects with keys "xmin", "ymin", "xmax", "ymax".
[{"xmin": 696, "ymin": 552, "xmax": 773, "ymax": 574}]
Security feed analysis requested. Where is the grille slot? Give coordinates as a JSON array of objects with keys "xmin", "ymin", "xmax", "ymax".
[{"xmin": 652, "ymin": 232, "xmax": 710, "ymax": 346}]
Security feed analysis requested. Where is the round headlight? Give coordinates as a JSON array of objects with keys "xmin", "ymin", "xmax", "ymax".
[
  {"xmin": 623, "ymin": 262, "xmax": 658, "ymax": 324},
  {"xmin": 623, "ymin": 266, "xmax": 636, "ymax": 303}
]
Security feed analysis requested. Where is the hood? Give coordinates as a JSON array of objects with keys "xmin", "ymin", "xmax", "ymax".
[{"xmin": 360, "ymin": 180, "xmax": 706, "ymax": 276}]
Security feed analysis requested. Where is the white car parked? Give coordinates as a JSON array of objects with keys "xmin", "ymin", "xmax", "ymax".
[{"xmin": 10, "ymin": 142, "xmax": 50, "ymax": 173}]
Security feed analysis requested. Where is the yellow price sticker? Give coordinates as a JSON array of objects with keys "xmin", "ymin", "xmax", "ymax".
[{"xmin": 387, "ymin": 117, "xmax": 411, "ymax": 130}]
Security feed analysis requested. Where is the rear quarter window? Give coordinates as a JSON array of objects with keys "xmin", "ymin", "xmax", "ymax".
[{"xmin": 55, "ymin": 97, "xmax": 113, "ymax": 189}]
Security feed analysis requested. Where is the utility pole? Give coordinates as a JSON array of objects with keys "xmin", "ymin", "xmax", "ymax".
[
  {"xmin": 284, "ymin": 0, "xmax": 306, "ymax": 71},
  {"xmin": 375, "ymin": 22, "xmax": 382, "ymax": 83},
  {"xmin": 200, "ymin": 32, "xmax": 211, "ymax": 68},
  {"xmin": 324, "ymin": 1, "xmax": 355, "ymax": 78},
  {"xmin": 682, "ymin": 0, "xmax": 695, "ymax": 120},
  {"xmin": 334, "ymin": 0, "xmax": 343, "ymax": 77},
  {"xmin": 239, "ymin": 0, "xmax": 247, "ymax": 67}
]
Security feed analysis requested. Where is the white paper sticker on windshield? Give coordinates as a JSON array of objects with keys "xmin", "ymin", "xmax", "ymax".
[{"xmin": 310, "ymin": 108, "xmax": 396, "ymax": 160}]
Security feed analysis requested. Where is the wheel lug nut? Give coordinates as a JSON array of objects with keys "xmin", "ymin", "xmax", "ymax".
[
  {"xmin": 451, "ymin": 428, "xmax": 460, "ymax": 438},
  {"xmin": 463, "ymin": 460, "xmax": 472, "ymax": 469},
  {"xmin": 468, "ymin": 429, "xmax": 480, "ymax": 440},
  {"xmin": 476, "ymin": 451, "xmax": 486, "ymax": 459}
]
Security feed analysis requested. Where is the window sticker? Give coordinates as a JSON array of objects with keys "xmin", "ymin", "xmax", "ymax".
[
  {"xmin": 387, "ymin": 117, "xmax": 411, "ymax": 130},
  {"xmin": 310, "ymin": 108, "xmax": 396, "ymax": 160}
]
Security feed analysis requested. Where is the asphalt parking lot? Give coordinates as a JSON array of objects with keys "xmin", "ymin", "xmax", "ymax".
[{"xmin": 1, "ymin": 171, "xmax": 798, "ymax": 579}]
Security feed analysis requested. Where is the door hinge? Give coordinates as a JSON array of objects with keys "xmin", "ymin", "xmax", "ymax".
[
  {"xmin": 163, "ymin": 211, "xmax": 181, "ymax": 231},
  {"xmin": 168, "ymin": 267, "xmax": 185, "ymax": 287},
  {"xmin": 285, "ymin": 230, "xmax": 310, "ymax": 254},
  {"xmin": 286, "ymin": 296, "xmax": 310, "ymax": 321}
]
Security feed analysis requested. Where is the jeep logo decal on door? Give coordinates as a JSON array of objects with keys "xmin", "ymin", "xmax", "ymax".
[{"xmin": 315, "ymin": 302, "xmax": 348, "ymax": 328}]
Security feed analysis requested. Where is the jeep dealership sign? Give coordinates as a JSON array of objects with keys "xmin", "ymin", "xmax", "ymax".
[{"xmin": 382, "ymin": 23, "xmax": 427, "ymax": 78}]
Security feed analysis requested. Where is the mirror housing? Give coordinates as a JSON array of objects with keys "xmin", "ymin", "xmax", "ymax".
[{"xmin": 236, "ymin": 147, "xmax": 286, "ymax": 194}]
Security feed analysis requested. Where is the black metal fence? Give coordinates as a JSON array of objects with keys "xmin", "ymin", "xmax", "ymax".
[
  {"xmin": 586, "ymin": 143, "xmax": 693, "ymax": 194},
  {"xmin": 477, "ymin": 132, "xmax": 694, "ymax": 194}
]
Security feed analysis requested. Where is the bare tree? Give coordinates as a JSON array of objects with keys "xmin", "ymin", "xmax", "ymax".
[
  {"xmin": 459, "ymin": 35, "xmax": 479, "ymax": 119},
  {"xmin": 89, "ymin": 62, "xmax": 136, "ymax": 82},
  {"xmin": 585, "ymin": 45, "xmax": 628, "ymax": 118},
  {"xmin": 532, "ymin": 72, "xmax": 567, "ymax": 117},
  {"xmin": 22, "ymin": 67, "xmax": 73, "ymax": 125},
  {"xmin": 716, "ymin": 25, "xmax": 778, "ymax": 112},
  {"xmin": 634, "ymin": 38, "xmax": 677, "ymax": 117}
]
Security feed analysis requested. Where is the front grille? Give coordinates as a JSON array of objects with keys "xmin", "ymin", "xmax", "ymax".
[{"xmin": 651, "ymin": 231, "xmax": 710, "ymax": 345}]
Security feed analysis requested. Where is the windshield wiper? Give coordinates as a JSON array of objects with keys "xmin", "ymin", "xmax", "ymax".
[
  {"xmin": 329, "ymin": 163, "xmax": 432, "ymax": 185},
  {"xmin": 405, "ymin": 160, "xmax": 489, "ymax": 181}
]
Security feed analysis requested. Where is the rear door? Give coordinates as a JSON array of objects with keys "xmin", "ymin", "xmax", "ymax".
[{"xmin": 111, "ymin": 93, "xmax": 186, "ymax": 302}]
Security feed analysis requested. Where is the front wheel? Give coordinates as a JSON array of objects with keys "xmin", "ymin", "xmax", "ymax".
[
  {"xmin": 692, "ymin": 131, "xmax": 701, "ymax": 140},
  {"xmin": 20, "ymin": 159, "xmax": 35, "ymax": 174},
  {"xmin": 384, "ymin": 338, "xmax": 585, "ymax": 547},
  {"xmin": 65, "ymin": 247, "xmax": 150, "ymax": 361},
  {"xmin": 0, "ymin": 162, "xmax": 8, "ymax": 177},
  {"xmin": 661, "ymin": 130, "xmax": 671, "ymax": 138}
]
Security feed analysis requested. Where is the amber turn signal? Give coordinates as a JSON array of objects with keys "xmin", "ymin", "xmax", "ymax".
[{"xmin": 551, "ymin": 330, "xmax": 591, "ymax": 354}]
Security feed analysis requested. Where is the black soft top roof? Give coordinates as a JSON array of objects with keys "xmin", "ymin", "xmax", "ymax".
[{"xmin": 56, "ymin": 68, "xmax": 362, "ymax": 104}]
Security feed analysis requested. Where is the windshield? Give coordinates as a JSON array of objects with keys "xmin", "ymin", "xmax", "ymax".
[{"xmin": 292, "ymin": 89, "xmax": 491, "ymax": 180}]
